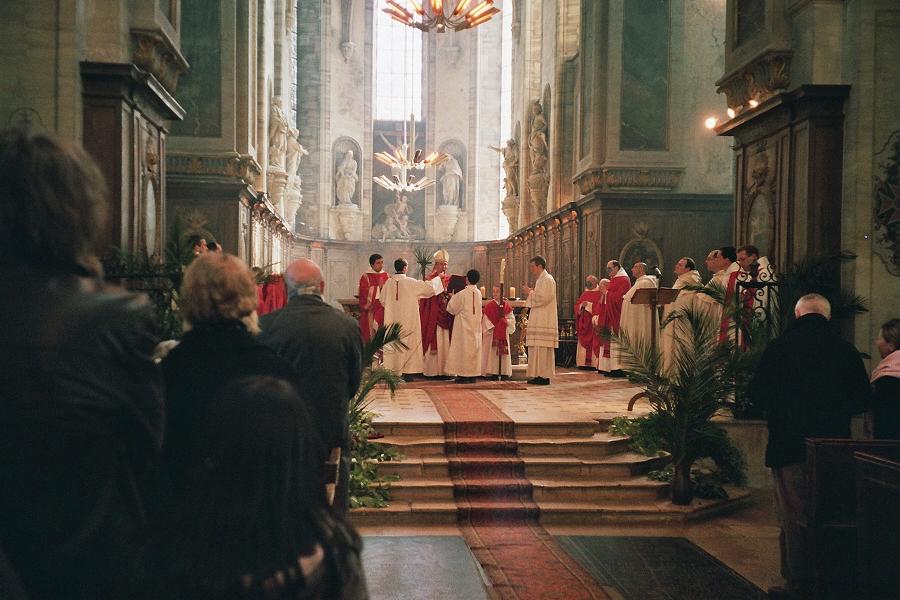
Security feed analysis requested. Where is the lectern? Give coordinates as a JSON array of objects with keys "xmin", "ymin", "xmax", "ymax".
[{"xmin": 626, "ymin": 286, "xmax": 680, "ymax": 411}]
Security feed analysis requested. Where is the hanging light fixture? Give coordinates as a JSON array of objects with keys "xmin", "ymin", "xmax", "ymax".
[
  {"xmin": 373, "ymin": 112, "xmax": 450, "ymax": 193},
  {"xmin": 383, "ymin": 0, "xmax": 500, "ymax": 32}
]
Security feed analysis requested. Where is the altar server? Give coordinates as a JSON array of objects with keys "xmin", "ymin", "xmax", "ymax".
[
  {"xmin": 483, "ymin": 285, "xmax": 516, "ymax": 379},
  {"xmin": 521, "ymin": 256, "xmax": 558, "ymax": 385},
  {"xmin": 446, "ymin": 270, "xmax": 483, "ymax": 383},
  {"xmin": 381, "ymin": 258, "xmax": 437, "ymax": 378}
]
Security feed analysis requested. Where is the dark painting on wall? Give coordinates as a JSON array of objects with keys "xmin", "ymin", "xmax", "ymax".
[
  {"xmin": 171, "ymin": 3, "xmax": 221, "ymax": 138},
  {"xmin": 620, "ymin": 0, "xmax": 669, "ymax": 151}
]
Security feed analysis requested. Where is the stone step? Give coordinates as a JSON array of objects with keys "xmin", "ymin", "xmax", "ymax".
[
  {"xmin": 372, "ymin": 419, "xmax": 600, "ymax": 439},
  {"xmin": 349, "ymin": 500, "xmax": 458, "ymax": 527},
  {"xmin": 529, "ymin": 477, "xmax": 669, "ymax": 504},
  {"xmin": 371, "ymin": 421, "xmax": 445, "ymax": 438},
  {"xmin": 379, "ymin": 432, "xmax": 632, "ymax": 458}
]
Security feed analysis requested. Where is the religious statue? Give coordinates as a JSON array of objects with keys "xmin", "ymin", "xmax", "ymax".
[
  {"xmin": 439, "ymin": 155, "xmax": 463, "ymax": 207},
  {"xmin": 528, "ymin": 100, "xmax": 548, "ymax": 176},
  {"xmin": 335, "ymin": 150, "xmax": 358, "ymax": 206},
  {"xmin": 268, "ymin": 96, "xmax": 289, "ymax": 169},
  {"xmin": 489, "ymin": 138, "xmax": 519, "ymax": 198},
  {"xmin": 285, "ymin": 127, "xmax": 308, "ymax": 179},
  {"xmin": 383, "ymin": 194, "xmax": 412, "ymax": 239}
]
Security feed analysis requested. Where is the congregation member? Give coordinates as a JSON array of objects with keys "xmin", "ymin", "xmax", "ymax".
[
  {"xmin": 446, "ymin": 269, "xmax": 484, "ymax": 384},
  {"xmin": 163, "ymin": 253, "xmax": 306, "ymax": 494},
  {"xmin": 598, "ymin": 260, "xmax": 631, "ymax": 376},
  {"xmin": 207, "ymin": 241, "xmax": 223, "ymax": 253},
  {"xmin": 382, "ymin": 258, "xmax": 438, "ymax": 379},
  {"xmin": 521, "ymin": 256, "xmax": 558, "ymax": 385},
  {"xmin": 871, "ymin": 318, "xmax": 900, "ymax": 439},
  {"xmin": 749, "ymin": 294, "xmax": 871, "ymax": 600},
  {"xmin": 482, "ymin": 284, "xmax": 516, "ymax": 380},
  {"xmin": 188, "ymin": 234, "xmax": 208, "ymax": 256},
  {"xmin": 619, "ymin": 262, "xmax": 658, "ymax": 353},
  {"xmin": 421, "ymin": 249, "xmax": 454, "ymax": 377},
  {"xmin": 147, "ymin": 377, "xmax": 368, "ymax": 599},
  {"xmin": 358, "ymin": 253, "xmax": 388, "ymax": 344},
  {"xmin": 661, "ymin": 257, "xmax": 702, "ymax": 372},
  {"xmin": 0, "ymin": 126, "xmax": 164, "ymax": 598},
  {"xmin": 574, "ymin": 275, "xmax": 603, "ymax": 370},
  {"xmin": 258, "ymin": 259, "xmax": 362, "ymax": 513}
]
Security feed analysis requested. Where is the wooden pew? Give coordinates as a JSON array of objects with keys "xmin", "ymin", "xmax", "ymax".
[
  {"xmin": 855, "ymin": 452, "xmax": 900, "ymax": 600},
  {"xmin": 805, "ymin": 439, "xmax": 900, "ymax": 600}
]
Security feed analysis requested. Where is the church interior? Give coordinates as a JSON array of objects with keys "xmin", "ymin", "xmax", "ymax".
[{"xmin": 2, "ymin": 0, "xmax": 900, "ymax": 599}]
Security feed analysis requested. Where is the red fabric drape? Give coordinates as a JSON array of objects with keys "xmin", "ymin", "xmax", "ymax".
[
  {"xmin": 256, "ymin": 274, "xmax": 287, "ymax": 316},
  {"xmin": 419, "ymin": 271, "xmax": 452, "ymax": 354},
  {"xmin": 483, "ymin": 299, "xmax": 513, "ymax": 356}
]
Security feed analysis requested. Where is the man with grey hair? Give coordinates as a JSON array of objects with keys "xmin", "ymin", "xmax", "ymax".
[
  {"xmin": 749, "ymin": 292, "xmax": 871, "ymax": 599},
  {"xmin": 259, "ymin": 258, "xmax": 362, "ymax": 514}
]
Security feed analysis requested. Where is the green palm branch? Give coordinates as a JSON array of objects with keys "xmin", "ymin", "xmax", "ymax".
[{"xmin": 413, "ymin": 246, "xmax": 434, "ymax": 279}]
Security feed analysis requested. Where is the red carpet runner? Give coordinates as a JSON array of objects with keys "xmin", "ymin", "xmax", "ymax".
[{"xmin": 426, "ymin": 388, "xmax": 610, "ymax": 600}]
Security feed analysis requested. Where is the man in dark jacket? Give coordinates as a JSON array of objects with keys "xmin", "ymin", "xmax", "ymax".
[
  {"xmin": 0, "ymin": 127, "xmax": 164, "ymax": 598},
  {"xmin": 749, "ymin": 293, "xmax": 871, "ymax": 599},
  {"xmin": 259, "ymin": 259, "xmax": 363, "ymax": 512}
]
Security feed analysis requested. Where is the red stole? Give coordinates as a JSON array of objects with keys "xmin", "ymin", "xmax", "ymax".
[
  {"xmin": 575, "ymin": 289, "xmax": 603, "ymax": 354},
  {"xmin": 592, "ymin": 294, "xmax": 610, "ymax": 358},
  {"xmin": 420, "ymin": 270, "xmax": 452, "ymax": 354},
  {"xmin": 483, "ymin": 299, "xmax": 513, "ymax": 356}
]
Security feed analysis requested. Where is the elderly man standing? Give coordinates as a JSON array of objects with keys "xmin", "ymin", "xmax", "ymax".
[
  {"xmin": 382, "ymin": 258, "xmax": 438, "ymax": 379},
  {"xmin": 661, "ymin": 257, "xmax": 702, "ymax": 372},
  {"xmin": 749, "ymin": 294, "xmax": 871, "ymax": 599},
  {"xmin": 619, "ymin": 262, "xmax": 659, "ymax": 354},
  {"xmin": 521, "ymin": 256, "xmax": 558, "ymax": 385},
  {"xmin": 574, "ymin": 275, "xmax": 603, "ymax": 370},
  {"xmin": 258, "ymin": 258, "xmax": 363, "ymax": 513},
  {"xmin": 598, "ymin": 260, "xmax": 631, "ymax": 376}
]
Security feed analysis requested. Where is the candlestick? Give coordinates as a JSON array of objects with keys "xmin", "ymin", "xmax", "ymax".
[{"xmin": 499, "ymin": 258, "xmax": 506, "ymax": 284}]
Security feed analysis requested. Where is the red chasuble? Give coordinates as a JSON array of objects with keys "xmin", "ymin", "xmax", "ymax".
[
  {"xmin": 483, "ymin": 298, "xmax": 513, "ymax": 356},
  {"xmin": 600, "ymin": 274, "xmax": 631, "ymax": 358},
  {"xmin": 419, "ymin": 270, "xmax": 452, "ymax": 354},
  {"xmin": 591, "ymin": 293, "xmax": 609, "ymax": 358},
  {"xmin": 358, "ymin": 271, "xmax": 388, "ymax": 343},
  {"xmin": 575, "ymin": 289, "xmax": 603, "ymax": 361}
]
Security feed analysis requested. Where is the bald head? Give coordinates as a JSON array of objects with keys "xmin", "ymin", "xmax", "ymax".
[
  {"xmin": 795, "ymin": 293, "xmax": 831, "ymax": 320},
  {"xmin": 631, "ymin": 262, "xmax": 647, "ymax": 278},
  {"xmin": 585, "ymin": 275, "xmax": 599, "ymax": 289},
  {"xmin": 285, "ymin": 259, "xmax": 324, "ymax": 297}
]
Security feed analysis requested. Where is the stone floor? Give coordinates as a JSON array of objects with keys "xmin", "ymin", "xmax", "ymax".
[{"xmin": 359, "ymin": 368, "xmax": 782, "ymax": 595}]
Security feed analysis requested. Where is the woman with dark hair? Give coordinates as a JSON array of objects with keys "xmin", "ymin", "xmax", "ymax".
[
  {"xmin": 162, "ymin": 253, "xmax": 324, "ymax": 493},
  {"xmin": 148, "ymin": 377, "xmax": 368, "ymax": 599},
  {"xmin": 871, "ymin": 318, "xmax": 900, "ymax": 439}
]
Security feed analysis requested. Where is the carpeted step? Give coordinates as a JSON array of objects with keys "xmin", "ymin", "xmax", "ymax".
[
  {"xmin": 452, "ymin": 478, "xmax": 534, "ymax": 501},
  {"xmin": 456, "ymin": 501, "xmax": 540, "ymax": 522},
  {"xmin": 445, "ymin": 437, "xmax": 519, "ymax": 456},
  {"xmin": 447, "ymin": 456, "xmax": 527, "ymax": 479}
]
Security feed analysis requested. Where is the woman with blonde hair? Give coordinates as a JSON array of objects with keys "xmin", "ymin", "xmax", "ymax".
[{"xmin": 161, "ymin": 253, "xmax": 317, "ymax": 493}]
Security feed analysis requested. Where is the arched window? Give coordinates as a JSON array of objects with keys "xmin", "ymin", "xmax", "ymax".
[{"xmin": 372, "ymin": 0, "xmax": 423, "ymax": 120}]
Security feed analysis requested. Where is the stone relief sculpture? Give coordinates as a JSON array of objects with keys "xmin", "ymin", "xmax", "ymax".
[
  {"xmin": 528, "ymin": 99, "xmax": 550, "ymax": 214},
  {"xmin": 490, "ymin": 138, "xmax": 520, "ymax": 198},
  {"xmin": 335, "ymin": 150, "xmax": 359, "ymax": 206},
  {"xmin": 384, "ymin": 194, "xmax": 412, "ymax": 240},
  {"xmin": 268, "ymin": 96, "xmax": 289, "ymax": 169},
  {"xmin": 286, "ymin": 127, "xmax": 308, "ymax": 179},
  {"xmin": 439, "ymin": 155, "xmax": 463, "ymax": 207}
]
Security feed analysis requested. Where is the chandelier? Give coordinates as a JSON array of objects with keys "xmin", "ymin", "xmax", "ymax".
[
  {"xmin": 373, "ymin": 113, "xmax": 450, "ymax": 193},
  {"xmin": 383, "ymin": 0, "xmax": 500, "ymax": 32}
]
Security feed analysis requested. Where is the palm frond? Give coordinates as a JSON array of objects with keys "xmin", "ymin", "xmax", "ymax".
[
  {"xmin": 351, "ymin": 366, "xmax": 403, "ymax": 418},
  {"xmin": 363, "ymin": 323, "xmax": 408, "ymax": 366}
]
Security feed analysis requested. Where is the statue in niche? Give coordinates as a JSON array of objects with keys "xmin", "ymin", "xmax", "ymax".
[
  {"xmin": 528, "ymin": 100, "xmax": 548, "ymax": 176},
  {"xmin": 335, "ymin": 150, "xmax": 358, "ymax": 206},
  {"xmin": 286, "ymin": 127, "xmax": 308, "ymax": 179},
  {"xmin": 490, "ymin": 138, "xmax": 519, "ymax": 198},
  {"xmin": 744, "ymin": 151, "xmax": 775, "ymax": 257},
  {"xmin": 383, "ymin": 193, "xmax": 412, "ymax": 240},
  {"xmin": 268, "ymin": 96, "xmax": 289, "ymax": 169},
  {"xmin": 439, "ymin": 155, "xmax": 463, "ymax": 207}
]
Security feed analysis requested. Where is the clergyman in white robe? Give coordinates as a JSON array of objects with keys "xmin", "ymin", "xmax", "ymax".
[
  {"xmin": 524, "ymin": 263, "xmax": 558, "ymax": 381},
  {"xmin": 619, "ymin": 264, "xmax": 658, "ymax": 354},
  {"xmin": 381, "ymin": 270, "xmax": 437, "ymax": 375},
  {"xmin": 661, "ymin": 260, "xmax": 702, "ymax": 373},
  {"xmin": 446, "ymin": 283, "xmax": 483, "ymax": 378}
]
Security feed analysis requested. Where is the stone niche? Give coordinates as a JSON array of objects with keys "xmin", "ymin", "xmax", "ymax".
[{"xmin": 329, "ymin": 136, "xmax": 364, "ymax": 241}]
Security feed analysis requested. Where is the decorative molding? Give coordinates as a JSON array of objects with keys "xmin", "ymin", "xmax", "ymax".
[
  {"xmin": 167, "ymin": 153, "xmax": 262, "ymax": 186},
  {"xmin": 130, "ymin": 28, "xmax": 190, "ymax": 93},
  {"xmin": 574, "ymin": 166, "xmax": 684, "ymax": 195},
  {"xmin": 715, "ymin": 50, "xmax": 792, "ymax": 110}
]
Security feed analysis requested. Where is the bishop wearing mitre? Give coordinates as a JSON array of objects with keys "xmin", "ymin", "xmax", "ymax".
[
  {"xmin": 420, "ymin": 249, "xmax": 453, "ymax": 377},
  {"xmin": 661, "ymin": 257, "xmax": 702, "ymax": 372},
  {"xmin": 446, "ymin": 270, "xmax": 484, "ymax": 384},
  {"xmin": 358, "ymin": 253, "xmax": 388, "ymax": 343},
  {"xmin": 574, "ymin": 275, "xmax": 603, "ymax": 369},
  {"xmin": 382, "ymin": 258, "xmax": 438, "ymax": 379},
  {"xmin": 619, "ymin": 262, "xmax": 658, "ymax": 352},
  {"xmin": 482, "ymin": 284, "xmax": 516, "ymax": 379}
]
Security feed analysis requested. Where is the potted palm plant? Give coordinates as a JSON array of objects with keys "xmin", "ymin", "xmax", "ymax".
[
  {"xmin": 348, "ymin": 323, "xmax": 407, "ymax": 508},
  {"xmin": 613, "ymin": 305, "xmax": 742, "ymax": 505}
]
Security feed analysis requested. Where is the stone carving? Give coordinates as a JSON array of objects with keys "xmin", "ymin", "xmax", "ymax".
[
  {"xmin": 286, "ymin": 128, "xmax": 308, "ymax": 179},
  {"xmin": 527, "ymin": 100, "xmax": 550, "ymax": 212},
  {"xmin": 618, "ymin": 222, "xmax": 664, "ymax": 274},
  {"xmin": 439, "ymin": 155, "xmax": 463, "ymax": 207},
  {"xmin": 715, "ymin": 50, "xmax": 792, "ymax": 110},
  {"xmin": 335, "ymin": 150, "xmax": 358, "ymax": 206},
  {"xmin": 268, "ymin": 96, "xmax": 289, "ymax": 169},
  {"xmin": 490, "ymin": 138, "xmax": 520, "ymax": 199},
  {"xmin": 574, "ymin": 167, "xmax": 684, "ymax": 195},
  {"xmin": 873, "ymin": 130, "xmax": 900, "ymax": 276},
  {"xmin": 130, "ymin": 29, "xmax": 189, "ymax": 93},
  {"xmin": 339, "ymin": 0, "xmax": 355, "ymax": 62},
  {"xmin": 383, "ymin": 194, "xmax": 412, "ymax": 240},
  {"xmin": 743, "ymin": 147, "xmax": 776, "ymax": 257},
  {"xmin": 167, "ymin": 153, "xmax": 261, "ymax": 186}
]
